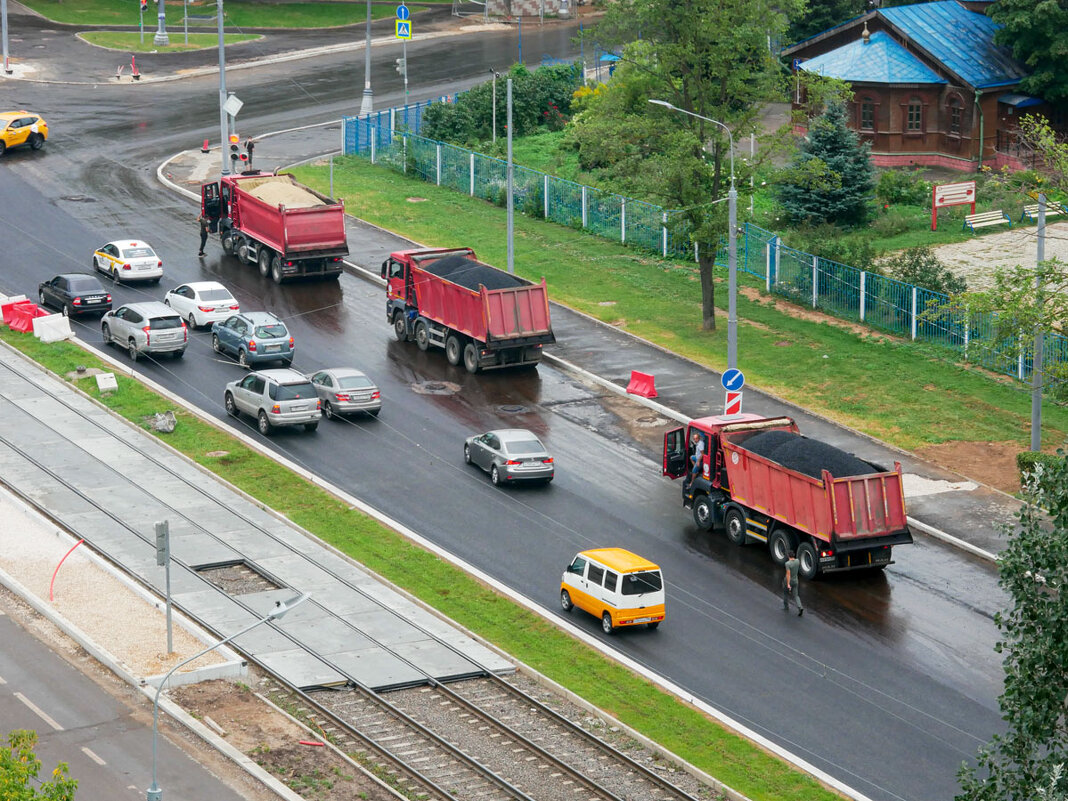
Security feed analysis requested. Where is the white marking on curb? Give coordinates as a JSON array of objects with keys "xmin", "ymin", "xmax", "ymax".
[
  {"xmin": 81, "ymin": 746, "xmax": 107, "ymax": 765},
  {"xmin": 15, "ymin": 692, "xmax": 64, "ymax": 730},
  {"xmin": 0, "ymin": 673, "xmax": 6, "ymax": 684}
]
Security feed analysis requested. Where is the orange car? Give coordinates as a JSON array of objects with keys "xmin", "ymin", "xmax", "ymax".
[{"xmin": 0, "ymin": 111, "xmax": 48, "ymax": 156}]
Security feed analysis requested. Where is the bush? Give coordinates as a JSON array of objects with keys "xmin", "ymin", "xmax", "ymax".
[
  {"xmin": 1017, "ymin": 450, "xmax": 1062, "ymax": 489},
  {"xmin": 876, "ymin": 169, "xmax": 931, "ymax": 207},
  {"xmin": 882, "ymin": 246, "xmax": 966, "ymax": 295},
  {"xmin": 789, "ymin": 223, "xmax": 884, "ymax": 273},
  {"xmin": 871, "ymin": 207, "xmax": 915, "ymax": 238}
]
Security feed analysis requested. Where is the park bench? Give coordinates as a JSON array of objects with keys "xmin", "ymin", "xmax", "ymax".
[
  {"xmin": 963, "ymin": 210, "xmax": 1012, "ymax": 232},
  {"xmin": 1021, "ymin": 203, "xmax": 1066, "ymax": 223}
]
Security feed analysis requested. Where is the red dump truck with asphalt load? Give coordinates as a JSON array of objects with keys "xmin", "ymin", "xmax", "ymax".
[
  {"xmin": 663, "ymin": 414, "xmax": 913, "ymax": 578},
  {"xmin": 201, "ymin": 172, "xmax": 347, "ymax": 284},
  {"xmin": 382, "ymin": 247, "xmax": 555, "ymax": 373}
]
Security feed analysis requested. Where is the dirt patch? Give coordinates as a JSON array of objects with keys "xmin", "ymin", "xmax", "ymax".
[
  {"xmin": 738, "ymin": 286, "xmax": 892, "ymax": 340},
  {"xmin": 913, "ymin": 440, "xmax": 1022, "ymax": 494},
  {"xmin": 931, "ymin": 221, "xmax": 1068, "ymax": 291},
  {"xmin": 174, "ymin": 678, "xmax": 397, "ymax": 801}
]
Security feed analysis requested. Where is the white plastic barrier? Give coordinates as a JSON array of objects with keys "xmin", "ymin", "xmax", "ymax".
[{"xmin": 32, "ymin": 312, "xmax": 74, "ymax": 343}]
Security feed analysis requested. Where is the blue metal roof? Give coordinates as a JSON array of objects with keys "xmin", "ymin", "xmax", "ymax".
[
  {"xmin": 879, "ymin": 1, "xmax": 1027, "ymax": 88},
  {"xmin": 799, "ymin": 30, "xmax": 946, "ymax": 84}
]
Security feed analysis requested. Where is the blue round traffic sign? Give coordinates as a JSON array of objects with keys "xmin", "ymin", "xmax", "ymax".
[
  {"xmin": 721, "ymin": 368, "xmax": 745, "ymax": 392},
  {"xmin": 396, "ymin": 4, "xmax": 410, "ymax": 19}
]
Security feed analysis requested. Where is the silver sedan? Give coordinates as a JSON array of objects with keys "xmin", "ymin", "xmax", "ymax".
[
  {"xmin": 464, "ymin": 429, "xmax": 554, "ymax": 486},
  {"xmin": 308, "ymin": 368, "xmax": 382, "ymax": 419}
]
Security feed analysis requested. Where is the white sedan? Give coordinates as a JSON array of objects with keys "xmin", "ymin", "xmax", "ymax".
[
  {"xmin": 92, "ymin": 240, "xmax": 163, "ymax": 284},
  {"xmin": 163, "ymin": 281, "xmax": 240, "ymax": 328}
]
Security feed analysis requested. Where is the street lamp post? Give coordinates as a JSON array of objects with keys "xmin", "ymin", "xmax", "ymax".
[
  {"xmin": 506, "ymin": 77, "xmax": 514, "ymax": 274},
  {"xmin": 359, "ymin": 0, "xmax": 373, "ymax": 116},
  {"xmin": 649, "ymin": 98, "xmax": 738, "ymax": 370},
  {"xmin": 217, "ymin": 0, "xmax": 229, "ymax": 176},
  {"xmin": 153, "ymin": 0, "xmax": 169, "ymax": 46},
  {"xmin": 146, "ymin": 593, "xmax": 309, "ymax": 801},
  {"xmin": 491, "ymin": 70, "xmax": 499, "ymax": 144},
  {"xmin": 2, "ymin": 0, "xmax": 12, "ymax": 75}
]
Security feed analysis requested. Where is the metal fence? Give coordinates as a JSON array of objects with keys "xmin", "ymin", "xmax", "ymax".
[{"xmin": 340, "ymin": 104, "xmax": 1066, "ymax": 389}]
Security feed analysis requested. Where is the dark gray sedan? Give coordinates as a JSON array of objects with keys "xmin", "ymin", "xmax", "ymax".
[
  {"xmin": 308, "ymin": 368, "xmax": 382, "ymax": 419},
  {"xmin": 38, "ymin": 273, "xmax": 112, "ymax": 317},
  {"xmin": 464, "ymin": 429, "xmax": 554, "ymax": 486}
]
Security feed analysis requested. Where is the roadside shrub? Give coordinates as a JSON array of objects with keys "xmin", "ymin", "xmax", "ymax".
[
  {"xmin": 882, "ymin": 246, "xmax": 966, "ymax": 295},
  {"xmin": 876, "ymin": 169, "xmax": 931, "ymax": 207},
  {"xmin": 522, "ymin": 183, "xmax": 545, "ymax": 218},
  {"xmin": 789, "ymin": 223, "xmax": 884, "ymax": 273},
  {"xmin": 1017, "ymin": 450, "xmax": 1062, "ymax": 490}
]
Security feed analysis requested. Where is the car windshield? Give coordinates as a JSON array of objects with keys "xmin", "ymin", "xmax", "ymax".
[
  {"xmin": 68, "ymin": 278, "xmax": 101, "ymax": 292},
  {"xmin": 255, "ymin": 323, "xmax": 287, "ymax": 339},
  {"xmin": 149, "ymin": 316, "xmax": 183, "ymax": 330},
  {"xmin": 504, "ymin": 438, "xmax": 543, "ymax": 455},
  {"xmin": 122, "ymin": 247, "xmax": 155, "ymax": 258},
  {"xmin": 337, "ymin": 375, "xmax": 374, "ymax": 389},
  {"xmin": 621, "ymin": 571, "xmax": 662, "ymax": 596},
  {"xmin": 199, "ymin": 289, "xmax": 233, "ymax": 301},
  {"xmin": 272, "ymin": 382, "xmax": 316, "ymax": 401}
]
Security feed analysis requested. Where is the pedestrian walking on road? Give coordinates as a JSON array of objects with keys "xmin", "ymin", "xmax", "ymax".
[
  {"xmin": 197, "ymin": 214, "xmax": 210, "ymax": 257},
  {"xmin": 783, "ymin": 550, "xmax": 803, "ymax": 616}
]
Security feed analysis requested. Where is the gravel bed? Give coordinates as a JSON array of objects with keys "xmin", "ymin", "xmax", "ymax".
[
  {"xmin": 737, "ymin": 430, "xmax": 877, "ymax": 479},
  {"xmin": 419, "ymin": 253, "xmax": 527, "ymax": 291}
]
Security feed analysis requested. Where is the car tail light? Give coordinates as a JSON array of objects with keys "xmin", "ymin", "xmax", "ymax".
[
  {"xmin": 198, "ymin": 305, "xmax": 214, "ymax": 313},
  {"xmin": 270, "ymin": 404, "xmax": 281, "ymax": 414},
  {"xmin": 181, "ymin": 322, "xmax": 188, "ymax": 342},
  {"xmin": 331, "ymin": 257, "xmax": 342, "ymax": 262},
  {"xmin": 316, "ymin": 400, "xmax": 321, "ymax": 410},
  {"xmin": 248, "ymin": 340, "xmax": 257, "ymax": 351},
  {"xmin": 157, "ymin": 260, "xmax": 163, "ymax": 267},
  {"xmin": 122, "ymin": 263, "xmax": 132, "ymax": 271},
  {"xmin": 229, "ymin": 304, "xmax": 240, "ymax": 310},
  {"xmin": 106, "ymin": 294, "xmax": 112, "ymax": 302},
  {"xmin": 542, "ymin": 457, "xmax": 554, "ymax": 464},
  {"xmin": 371, "ymin": 391, "xmax": 380, "ymax": 400},
  {"xmin": 335, "ymin": 393, "xmax": 350, "ymax": 402},
  {"xmin": 142, "ymin": 324, "xmax": 151, "ymax": 344},
  {"xmin": 288, "ymin": 336, "xmax": 294, "ymax": 347},
  {"xmin": 505, "ymin": 459, "xmax": 521, "ymax": 465},
  {"xmin": 72, "ymin": 297, "xmax": 82, "ymax": 306}
]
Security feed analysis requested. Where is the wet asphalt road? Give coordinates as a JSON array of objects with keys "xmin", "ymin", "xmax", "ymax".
[{"xmin": 0, "ymin": 23, "xmax": 1007, "ymax": 801}]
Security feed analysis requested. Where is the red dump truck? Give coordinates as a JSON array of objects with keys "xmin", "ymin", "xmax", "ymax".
[
  {"xmin": 382, "ymin": 247, "xmax": 555, "ymax": 373},
  {"xmin": 663, "ymin": 414, "xmax": 912, "ymax": 579},
  {"xmin": 201, "ymin": 172, "xmax": 347, "ymax": 284}
]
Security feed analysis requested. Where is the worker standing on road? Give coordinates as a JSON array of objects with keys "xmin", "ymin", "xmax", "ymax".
[
  {"xmin": 198, "ymin": 214, "xmax": 210, "ymax": 257},
  {"xmin": 783, "ymin": 550, "xmax": 803, "ymax": 616}
]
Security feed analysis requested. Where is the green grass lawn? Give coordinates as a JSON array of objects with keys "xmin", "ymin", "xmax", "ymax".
[
  {"xmin": 23, "ymin": 0, "xmax": 416, "ymax": 28},
  {"xmin": 0, "ymin": 330, "xmax": 838, "ymax": 801},
  {"xmin": 293, "ymin": 155, "xmax": 1068, "ymax": 454},
  {"xmin": 80, "ymin": 31, "xmax": 259, "ymax": 51}
]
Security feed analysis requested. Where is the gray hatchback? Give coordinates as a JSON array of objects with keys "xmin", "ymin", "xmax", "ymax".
[
  {"xmin": 101, "ymin": 301, "xmax": 187, "ymax": 361},
  {"xmin": 212, "ymin": 311, "xmax": 294, "ymax": 368},
  {"xmin": 308, "ymin": 367, "xmax": 382, "ymax": 419},
  {"xmin": 464, "ymin": 428, "xmax": 554, "ymax": 486},
  {"xmin": 224, "ymin": 368, "xmax": 320, "ymax": 435}
]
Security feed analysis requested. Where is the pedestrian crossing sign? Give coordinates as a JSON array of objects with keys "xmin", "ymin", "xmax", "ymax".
[{"xmin": 395, "ymin": 19, "xmax": 411, "ymax": 39}]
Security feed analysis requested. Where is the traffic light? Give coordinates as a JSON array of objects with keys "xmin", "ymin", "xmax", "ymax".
[
  {"xmin": 140, "ymin": 0, "xmax": 148, "ymax": 11},
  {"xmin": 395, "ymin": 57, "xmax": 406, "ymax": 75},
  {"xmin": 229, "ymin": 133, "xmax": 241, "ymax": 165}
]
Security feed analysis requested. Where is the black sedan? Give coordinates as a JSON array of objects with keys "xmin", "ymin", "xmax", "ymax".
[{"xmin": 38, "ymin": 273, "xmax": 112, "ymax": 317}]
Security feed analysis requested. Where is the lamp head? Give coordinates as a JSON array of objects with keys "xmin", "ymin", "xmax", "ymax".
[
  {"xmin": 648, "ymin": 99, "xmax": 674, "ymax": 110},
  {"xmin": 270, "ymin": 592, "xmax": 311, "ymax": 620}
]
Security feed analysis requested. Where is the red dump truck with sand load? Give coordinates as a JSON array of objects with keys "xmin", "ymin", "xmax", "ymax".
[
  {"xmin": 382, "ymin": 247, "xmax": 555, "ymax": 373},
  {"xmin": 663, "ymin": 414, "xmax": 913, "ymax": 578},
  {"xmin": 201, "ymin": 172, "xmax": 348, "ymax": 284}
]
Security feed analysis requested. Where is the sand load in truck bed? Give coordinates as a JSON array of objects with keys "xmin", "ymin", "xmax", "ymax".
[
  {"xmin": 421, "ymin": 254, "xmax": 526, "ymax": 291},
  {"xmin": 738, "ymin": 430, "xmax": 878, "ymax": 480},
  {"xmin": 242, "ymin": 175, "xmax": 326, "ymax": 209}
]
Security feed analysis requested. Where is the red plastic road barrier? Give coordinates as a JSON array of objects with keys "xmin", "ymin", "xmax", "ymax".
[
  {"xmin": 131, "ymin": 55, "xmax": 140, "ymax": 80},
  {"xmin": 201, "ymin": 138, "xmax": 210, "ymax": 153},
  {"xmin": 626, "ymin": 370, "xmax": 658, "ymax": 398},
  {"xmin": 4, "ymin": 300, "xmax": 48, "ymax": 332},
  {"xmin": 299, "ymin": 740, "xmax": 325, "ymax": 747},
  {"xmin": 50, "ymin": 539, "xmax": 86, "ymax": 602}
]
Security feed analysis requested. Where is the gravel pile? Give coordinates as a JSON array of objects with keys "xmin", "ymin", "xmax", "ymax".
[
  {"xmin": 420, "ymin": 253, "xmax": 526, "ymax": 291},
  {"xmin": 739, "ymin": 430, "xmax": 877, "ymax": 480},
  {"xmin": 242, "ymin": 175, "xmax": 326, "ymax": 208}
]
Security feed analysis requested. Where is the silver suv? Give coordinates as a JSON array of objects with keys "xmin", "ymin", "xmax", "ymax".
[
  {"xmin": 224, "ymin": 369, "xmax": 321, "ymax": 436},
  {"xmin": 101, "ymin": 301, "xmax": 187, "ymax": 361}
]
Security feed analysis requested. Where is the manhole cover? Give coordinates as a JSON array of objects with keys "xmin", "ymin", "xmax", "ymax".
[
  {"xmin": 411, "ymin": 380, "xmax": 460, "ymax": 395},
  {"xmin": 497, "ymin": 404, "xmax": 528, "ymax": 414}
]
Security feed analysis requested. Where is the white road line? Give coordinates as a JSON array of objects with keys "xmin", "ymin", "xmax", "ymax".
[
  {"xmin": 80, "ymin": 747, "xmax": 106, "ymax": 766},
  {"xmin": 0, "ymin": 674, "xmax": 6, "ymax": 684},
  {"xmin": 14, "ymin": 692, "xmax": 64, "ymax": 730}
]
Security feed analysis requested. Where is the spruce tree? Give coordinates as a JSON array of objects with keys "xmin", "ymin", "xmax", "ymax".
[{"xmin": 778, "ymin": 101, "xmax": 874, "ymax": 226}]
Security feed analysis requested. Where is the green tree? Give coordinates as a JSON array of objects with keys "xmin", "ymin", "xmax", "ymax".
[
  {"xmin": 885, "ymin": 246, "xmax": 967, "ymax": 295},
  {"xmin": 568, "ymin": 0, "xmax": 801, "ymax": 329},
  {"xmin": 777, "ymin": 100, "xmax": 874, "ymax": 226},
  {"xmin": 989, "ymin": 0, "xmax": 1068, "ymax": 104},
  {"xmin": 0, "ymin": 730, "xmax": 77, "ymax": 801},
  {"xmin": 1014, "ymin": 114, "xmax": 1068, "ymax": 191},
  {"xmin": 956, "ymin": 459, "xmax": 1068, "ymax": 801},
  {"xmin": 787, "ymin": 0, "xmax": 867, "ymax": 45}
]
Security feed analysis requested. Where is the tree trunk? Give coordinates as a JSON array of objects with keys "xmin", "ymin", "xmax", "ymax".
[{"xmin": 698, "ymin": 246, "xmax": 716, "ymax": 331}]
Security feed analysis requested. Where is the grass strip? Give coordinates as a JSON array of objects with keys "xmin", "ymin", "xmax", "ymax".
[
  {"xmin": 292, "ymin": 156, "xmax": 1068, "ymax": 455},
  {"xmin": 0, "ymin": 329, "xmax": 836, "ymax": 801},
  {"xmin": 80, "ymin": 31, "xmax": 259, "ymax": 51}
]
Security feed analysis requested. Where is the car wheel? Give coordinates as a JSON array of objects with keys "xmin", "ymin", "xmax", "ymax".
[
  {"xmin": 172, "ymin": 349, "xmax": 184, "ymax": 359},
  {"xmin": 101, "ymin": 323, "xmax": 111, "ymax": 344},
  {"xmin": 368, "ymin": 409, "xmax": 380, "ymax": 418},
  {"xmin": 304, "ymin": 422, "xmax": 319, "ymax": 432},
  {"xmin": 238, "ymin": 349, "xmax": 249, "ymax": 369},
  {"xmin": 601, "ymin": 612, "xmax": 615, "ymax": 635},
  {"xmin": 0, "ymin": 141, "xmax": 6, "ymax": 157},
  {"xmin": 150, "ymin": 277, "xmax": 160, "ymax": 285},
  {"xmin": 393, "ymin": 313, "xmax": 409, "ymax": 342},
  {"xmin": 769, "ymin": 529, "xmax": 794, "ymax": 566},
  {"xmin": 463, "ymin": 342, "xmax": 480, "ymax": 374},
  {"xmin": 270, "ymin": 255, "xmax": 284, "ymax": 284},
  {"xmin": 257, "ymin": 411, "xmax": 272, "ymax": 436},
  {"xmin": 38, "ymin": 290, "xmax": 46, "ymax": 307},
  {"xmin": 560, "ymin": 590, "xmax": 573, "ymax": 612},
  {"xmin": 445, "ymin": 334, "xmax": 462, "ymax": 366},
  {"xmin": 797, "ymin": 542, "xmax": 819, "ymax": 580},
  {"xmin": 258, "ymin": 248, "xmax": 271, "ymax": 277},
  {"xmin": 110, "ymin": 266, "xmax": 119, "ymax": 283},
  {"xmin": 414, "ymin": 320, "xmax": 430, "ymax": 352},
  {"xmin": 212, "ymin": 334, "xmax": 223, "ymax": 354},
  {"xmin": 29, "ymin": 133, "xmax": 44, "ymax": 150},
  {"xmin": 128, "ymin": 339, "xmax": 139, "ymax": 362},
  {"xmin": 692, "ymin": 495, "xmax": 715, "ymax": 532},
  {"xmin": 224, "ymin": 392, "xmax": 238, "ymax": 417},
  {"xmin": 647, "ymin": 621, "xmax": 660, "ymax": 630},
  {"xmin": 490, "ymin": 465, "xmax": 501, "ymax": 486},
  {"xmin": 187, "ymin": 313, "xmax": 197, "ymax": 329},
  {"xmin": 92, "ymin": 255, "xmax": 99, "ymax": 273},
  {"xmin": 323, "ymin": 400, "xmax": 335, "ymax": 420},
  {"xmin": 463, "ymin": 444, "xmax": 472, "ymax": 464},
  {"xmin": 281, "ymin": 358, "xmax": 293, "ymax": 368},
  {"xmin": 724, "ymin": 507, "xmax": 748, "ymax": 546}
]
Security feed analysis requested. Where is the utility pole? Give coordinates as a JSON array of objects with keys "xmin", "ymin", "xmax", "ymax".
[
  {"xmin": 506, "ymin": 77, "xmax": 514, "ymax": 274},
  {"xmin": 491, "ymin": 71, "xmax": 498, "ymax": 144},
  {"xmin": 2, "ymin": 0, "xmax": 12, "ymax": 75},
  {"xmin": 153, "ymin": 0, "xmax": 169, "ymax": 46},
  {"xmin": 1031, "ymin": 194, "xmax": 1046, "ymax": 452},
  {"xmin": 217, "ymin": 0, "xmax": 229, "ymax": 176},
  {"xmin": 359, "ymin": 0, "xmax": 373, "ymax": 115}
]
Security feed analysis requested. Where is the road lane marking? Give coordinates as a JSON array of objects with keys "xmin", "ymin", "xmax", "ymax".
[
  {"xmin": 0, "ymin": 674, "xmax": 6, "ymax": 684},
  {"xmin": 81, "ymin": 747, "xmax": 106, "ymax": 765},
  {"xmin": 14, "ymin": 693, "xmax": 64, "ymax": 731}
]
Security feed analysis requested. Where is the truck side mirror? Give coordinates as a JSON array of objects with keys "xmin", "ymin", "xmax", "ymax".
[{"xmin": 380, "ymin": 259, "xmax": 388, "ymax": 279}]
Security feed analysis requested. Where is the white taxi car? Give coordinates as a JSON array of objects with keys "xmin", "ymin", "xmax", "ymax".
[
  {"xmin": 92, "ymin": 240, "xmax": 164, "ymax": 284},
  {"xmin": 163, "ymin": 281, "xmax": 240, "ymax": 328}
]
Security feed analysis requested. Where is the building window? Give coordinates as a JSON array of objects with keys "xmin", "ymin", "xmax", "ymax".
[
  {"xmin": 860, "ymin": 98, "xmax": 875, "ymax": 131},
  {"xmin": 948, "ymin": 97, "xmax": 962, "ymax": 136},
  {"xmin": 907, "ymin": 99, "xmax": 923, "ymax": 132}
]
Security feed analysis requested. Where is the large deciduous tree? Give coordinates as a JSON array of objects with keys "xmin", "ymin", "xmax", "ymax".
[
  {"xmin": 956, "ymin": 458, "xmax": 1068, "ymax": 801},
  {"xmin": 568, "ymin": 0, "xmax": 800, "ymax": 330},
  {"xmin": 989, "ymin": 0, "xmax": 1068, "ymax": 104},
  {"xmin": 0, "ymin": 730, "xmax": 77, "ymax": 801},
  {"xmin": 787, "ymin": 0, "xmax": 868, "ymax": 45}
]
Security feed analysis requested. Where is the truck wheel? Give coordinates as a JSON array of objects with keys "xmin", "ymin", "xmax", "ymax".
[
  {"xmin": 414, "ymin": 321, "xmax": 430, "ymax": 351},
  {"xmin": 692, "ymin": 495, "xmax": 715, "ymax": 532},
  {"xmin": 560, "ymin": 590, "xmax": 573, "ymax": 612},
  {"xmin": 797, "ymin": 542, "xmax": 819, "ymax": 580},
  {"xmin": 724, "ymin": 507, "xmax": 748, "ymax": 545},
  {"xmin": 769, "ymin": 529, "xmax": 795, "ymax": 565},
  {"xmin": 393, "ymin": 313, "xmax": 409, "ymax": 342},
  {"xmin": 258, "ymin": 248, "xmax": 271, "ymax": 277},
  {"xmin": 271, "ymin": 255, "xmax": 284, "ymax": 284},
  {"xmin": 445, "ymin": 334, "xmax": 463, "ymax": 366},
  {"xmin": 601, "ymin": 612, "xmax": 615, "ymax": 635},
  {"xmin": 222, "ymin": 233, "xmax": 235, "ymax": 255},
  {"xmin": 463, "ymin": 343, "xmax": 480, "ymax": 374}
]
